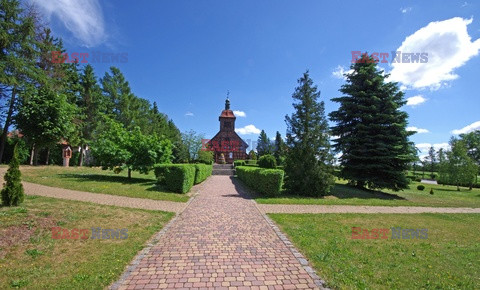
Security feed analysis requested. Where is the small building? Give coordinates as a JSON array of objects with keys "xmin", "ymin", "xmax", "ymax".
[{"xmin": 207, "ymin": 98, "xmax": 248, "ymax": 164}]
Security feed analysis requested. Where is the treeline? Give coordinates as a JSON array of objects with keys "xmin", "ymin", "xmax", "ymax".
[{"xmin": 1, "ymin": 1, "xmax": 189, "ymax": 173}]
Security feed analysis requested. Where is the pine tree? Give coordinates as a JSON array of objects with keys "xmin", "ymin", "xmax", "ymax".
[
  {"xmin": 284, "ymin": 71, "xmax": 335, "ymax": 196},
  {"xmin": 329, "ymin": 53, "xmax": 414, "ymax": 191},
  {"xmin": 1, "ymin": 143, "xmax": 24, "ymax": 206},
  {"xmin": 256, "ymin": 130, "xmax": 272, "ymax": 157},
  {"xmin": 273, "ymin": 131, "xmax": 286, "ymax": 165}
]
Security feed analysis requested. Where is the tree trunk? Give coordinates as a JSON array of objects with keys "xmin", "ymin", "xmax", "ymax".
[
  {"xmin": 128, "ymin": 168, "xmax": 132, "ymax": 179},
  {"xmin": 29, "ymin": 144, "xmax": 35, "ymax": 165},
  {"xmin": 457, "ymin": 185, "xmax": 460, "ymax": 191},
  {"xmin": 0, "ymin": 87, "xmax": 17, "ymax": 163},
  {"xmin": 45, "ymin": 148, "xmax": 50, "ymax": 165},
  {"xmin": 79, "ymin": 144, "xmax": 84, "ymax": 166}
]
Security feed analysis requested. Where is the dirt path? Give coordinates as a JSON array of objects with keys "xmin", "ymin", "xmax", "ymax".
[
  {"xmin": 256, "ymin": 204, "xmax": 480, "ymax": 214},
  {"xmin": 111, "ymin": 176, "xmax": 325, "ymax": 289}
]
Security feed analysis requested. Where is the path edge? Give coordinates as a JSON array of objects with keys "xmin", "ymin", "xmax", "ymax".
[{"xmin": 108, "ymin": 180, "xmax": 204, "ymax": 290}]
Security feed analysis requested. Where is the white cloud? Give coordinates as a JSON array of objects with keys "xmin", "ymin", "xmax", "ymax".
[
  {"xmin": 452, "ymin": 120, "xmax": 480, "ymax": 134},
  {"xmin": 416, "ymin": 142, "xmax": 450, "ymax": 153},
  {"xmin": 33, "ymin": 0, "xmax": 106, "ymax": 47},
  {"xmin": 332, "ymin": 65, "xmax": 353, "ymax": 80},
  {"xmin": 233, "ymin": 110, "xmax": 246, "ymax": 117},
  {"xmin": 407, "ymin": 126, "xmax": 429, "ymax": 133},
  {"xmin": 406, "ymin": 95, "xmax": 426, "ymax": 106},
  {"xmin": 400, "ymin": 7, "xmax": 412, "ymax": 13},
  {"xmin": 235, "ymin": 124, "xmax": 261, "ymax": 135},
  {"xmin": 185, "ymin": 111, "xmax": 194, "ymax": 117},
  {"xmin": 388, "ymin": 17, "xmax": 480, "ymax": 90}
]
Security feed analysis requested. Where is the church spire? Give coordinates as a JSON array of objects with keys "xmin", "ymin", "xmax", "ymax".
[{"xmin": 225, "ymin": 90, "xmax": 230, "ymax": 110}]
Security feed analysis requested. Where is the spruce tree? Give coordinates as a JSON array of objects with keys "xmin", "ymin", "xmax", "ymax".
[
  {"xmin": 256, "ymin": 130, "xmax": 272, "ymax": 157},
  {"xmin": 329, "ymin": 53, "xmax": 414, "ymax": 191},
  {"xmin": 273, "ymin": 131, "xmax": 286, "ymax": 165},
  {"xmin": 1, "ymin": 143, "xmax": 24, "ymax": 206},
  {"xmin": 284, "ymin": 71, "xmax": 335, "ymax": 196}
]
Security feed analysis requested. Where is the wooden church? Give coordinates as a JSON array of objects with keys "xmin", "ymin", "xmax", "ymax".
[{"xmin": 207, "ymin": 98, "xmax": 248, "ymax": 164}]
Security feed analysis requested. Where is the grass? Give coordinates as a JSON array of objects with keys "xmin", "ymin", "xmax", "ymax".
[
  {"xmin": 269, "ymin": 213, "xmax": 480, "ymax": 289},
  {"xmin": 0, "ymin": 195, "xmax": 174, "ymax": 289},
  {"xmin": 20, "ymin": 166, "xmax": 190, "ymax": 202},
  {"xmin": 255, "ymin": 179, "xmax": 480, "ymax": 208}
]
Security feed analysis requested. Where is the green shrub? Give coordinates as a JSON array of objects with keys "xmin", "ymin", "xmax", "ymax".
[
  {"xmin": 197, "ymin": 150, "xmax": 214, "ymax": 164},
  {"xmin": 154, "ymin": 164, "xmax": 195, "ymax": 193},
  {"xmin": 248, "ymin": 150, "xmax": 257, "ymax": 160},
  {"xmin": 246, "ymin": 159, "xmax": 257, "ymax": 165},
  {"xmin": 233, "ymin": 160, "xmax": 246, "ymax": 167},
  {"xmin": 430, "ymin": 188, "xmax": 434, "ymax": 195},
  {"xmin": 194, "ymin": 164, "xmax": 213, "ymax": 184},
  {"xmin": 236, "ymin": 166, "xmax": 284, "ymax": 196},
  {"xmin": 258, "ymin": 154, "xmax": 277, "ymax": 169},
  {"xmin": 417, "ymin": 185, "xmax": 425, "ymax": 191},
  {"xmin": 1, "ymin": 143, "xmax": 24, "ymax": 206}
]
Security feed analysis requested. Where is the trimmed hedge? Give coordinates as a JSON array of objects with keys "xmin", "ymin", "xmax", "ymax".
[
  {"xmin": 236, "ymin": 166, "xmax": 284, "ymax": 197},
  {"xmin": 258, "ymin": 154, "xmax": 276, "ymax": 169},
  {"xmin": 154, "ymin": 163, "xmax": 212, "ymax": 193},
  {"xmin": 154, "ymin": 164, "xmax": 195, "ymax": 193},
  {"xmin": 194, "ymin": 164, "xmax": 213, "ymax": 184}
]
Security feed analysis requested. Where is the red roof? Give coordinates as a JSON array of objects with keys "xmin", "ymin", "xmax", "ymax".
[{"xmin": 220, "ymin": 110, "xmax": 235, "ymax": 118}]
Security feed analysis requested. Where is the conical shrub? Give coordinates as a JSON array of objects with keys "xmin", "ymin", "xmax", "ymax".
[{"xmin": 1, "ymin": 143, "xmax": 24, "ymax": 206}]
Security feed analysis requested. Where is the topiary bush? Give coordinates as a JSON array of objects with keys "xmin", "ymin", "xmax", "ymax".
[
  {"xmin": 236, "ymin": 166, "xmax": 284, "ymax": 196},
  {"xmin": 258, "ymin": 154, "xmax": 277, "ymax": 169},
  {"xmin": 417, "ymin": 184, "xmax": 425, "ymax": 191},
  {"xmin": 194, "ymin": 164, "xmax": 213, "ymax": 184},
  {"xmin": 154, "ymin": 164, "xmax": 195, "ymax": 193},
  {"xmin": 430, "ymin": 188, "xmax": 434, "ymax": 195},
  {"xmin": 1, "ymin": 143, "xmax": 24, "ymax": 206}
]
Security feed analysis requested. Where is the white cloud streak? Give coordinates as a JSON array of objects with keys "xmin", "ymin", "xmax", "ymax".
[
  {"xmin": 452, "ymin": 120, "xmax": 480, "ymax": 134},
  {"xmin": 406, "ymin": 95, "xmax": 426, "ymax": 106},
  {"xmin": 33, "ymin": 0, "xmax": 106, "ymax": 47},
  {"xmin": 407, "ymin": 126, "xmax": 429, "ymax": 134},
  {"xmin": 185, "ymin": 111, "xmax": 194, "ymax": 117},
  {"xmin": 388, "ymin": 17, "xmax": 480, "ymax": 90},
  {"xmin": 332, "ymin": 65, "xmax": 353, "ymax": 80},
  {"xmin": 233, "ymin": 110, "xmax": 246, "ymax": 117},
  {"xmin": 235, "ymin": 124, "xmax": 261, "ymax": 135}
]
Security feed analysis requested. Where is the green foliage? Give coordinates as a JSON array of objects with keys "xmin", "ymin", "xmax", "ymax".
[
  {"xmin": 258, "ymin": 154, "xmax": 277, "ymax": 169},
  {"xmin": 430, "ymin": 188, "xmax": 434, "ymax": 195},
  {"xmin": 197, "ymin": 150, "xmax": 214, "ymax": 164},
  {"xmin": 182, "ymin": 130, "xmax": 205, "ymax": 162},
  {"xmin": 3, "ymin": 135, "xmax": 29, "ymax": 164},
  {"xmin": 438, "ymin": 138, "xmax": 478, "ymax": 190},
  {"xmin": 256, "ymin": 130, "xmax": 273, "ymax": 156},
  {"xmin": 153, "ymin": 164, "xmax": 195, "ymax": 193},
  {"xmin": 91, "ymin": 117, "xmax": 173, "ymax": 177},
  {"xmin": 248, "ymin": 150, "xmax": 257, "ymax": 160},
  {"xmin": 417, "ymin": 185, "xmax": 425, "ymax": 191},
  {"xmin": 193, "ymin": 164, "xmax": 213, "ymax": 184},
  {"xmin": 233, "ymin": 160, "xmax": 246, "ymax": 167},
  {"xmin": 329, "ymin": 53, "xmax": 414, "ymax": 191},
  {"xmin": 273, "ymin": 131, "xmax": 286, "ymax": 164},
  {"xmin": 285, "ymin": 71, "xmax": 335, "ymax": 197},
  {"xmin": 236, "ymin": 166, "xmax": 284, "ymax": 196},
  {"xmin": 1, "ymin": 143, "xmax": 24, "ymax": 206}
]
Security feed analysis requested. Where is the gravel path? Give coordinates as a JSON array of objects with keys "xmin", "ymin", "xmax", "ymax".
[
  {"xmin": 111, "ymin": 175, "xmax": 325, "ymax": 289},
  {"xmin": 257, "ymin": 204, "xmax": 480, "ymax": 214},
  {"xmin": 22, "ymin": 181, "xmax": 187, "ymax": 213}
]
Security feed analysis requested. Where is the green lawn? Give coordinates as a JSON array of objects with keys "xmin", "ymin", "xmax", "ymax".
[
  {"xmin": 270, "ymin": 213, "xmax": 480, "ymax": 289},
  {"xmin": 255, "ymin": 179, "xmax": 480, "ymax": 208},
  {"xmin": 0, "ymin": 195, "xmax": 174, "ymax": 289},
  {"xmin": 20, "ymin": 166, "xmax": 190, "ymax": 202}
]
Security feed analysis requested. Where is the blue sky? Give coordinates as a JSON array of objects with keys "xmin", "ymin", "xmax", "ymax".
[{"xmin": 32, "ymin": 0, "xmax": 480, "ymax": 159}]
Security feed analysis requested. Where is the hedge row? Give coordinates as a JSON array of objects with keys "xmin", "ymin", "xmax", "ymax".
[
  {"xmin": 154, "ymin": 164, "xmax": 212, "ymax": 193},
  {"xmin": 194, "ymin": 164, "xmax": 213, "ymax": 184},
  {"xmin": 236, "ymin": 166, "xmax": 284, "ymax": 196}
]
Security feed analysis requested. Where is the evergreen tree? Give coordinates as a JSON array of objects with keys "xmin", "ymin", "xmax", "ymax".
[
  {"xmin": 273, "ymin": 131, "xmax": 286, "ymax": 165},
  {"xmin": 284, "ymin": 71, "xmax": 335, "ymax": 196},
  {"xmin": 426, "ymin": 146, "xmax": 437, "ymax": 178},
  {"xmin": 256, "ymin": 130, "xmax": 273, "ymax": 156},
  {"xmin": 329, "ymin": 53, "xmax": 414, "ymax": 191},
  {"xmin": 0, "ymin": 0, "xmax": 36, "ymax": 163},
  {"xmin": 1, "ymin": 143, "xmax": 24, "ymax": 206}
]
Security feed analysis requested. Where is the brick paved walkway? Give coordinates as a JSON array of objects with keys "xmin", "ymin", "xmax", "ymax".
[{"xmin": 112, "ymin": 176, "xmax": 323, "ymax": 289}]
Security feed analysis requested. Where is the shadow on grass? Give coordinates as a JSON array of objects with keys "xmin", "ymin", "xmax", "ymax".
[
  {"xmin": 57, "ymin": 173, "xmax": 153, "ymax": 184},
  {"xmin": 57, "ymin": 173, "xmax": 176, "ymax": 194}
]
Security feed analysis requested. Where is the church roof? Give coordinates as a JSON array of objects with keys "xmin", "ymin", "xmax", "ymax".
[{"xmin": 220, "ymin": 109, "xmax": 235, "ymax": 118}]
